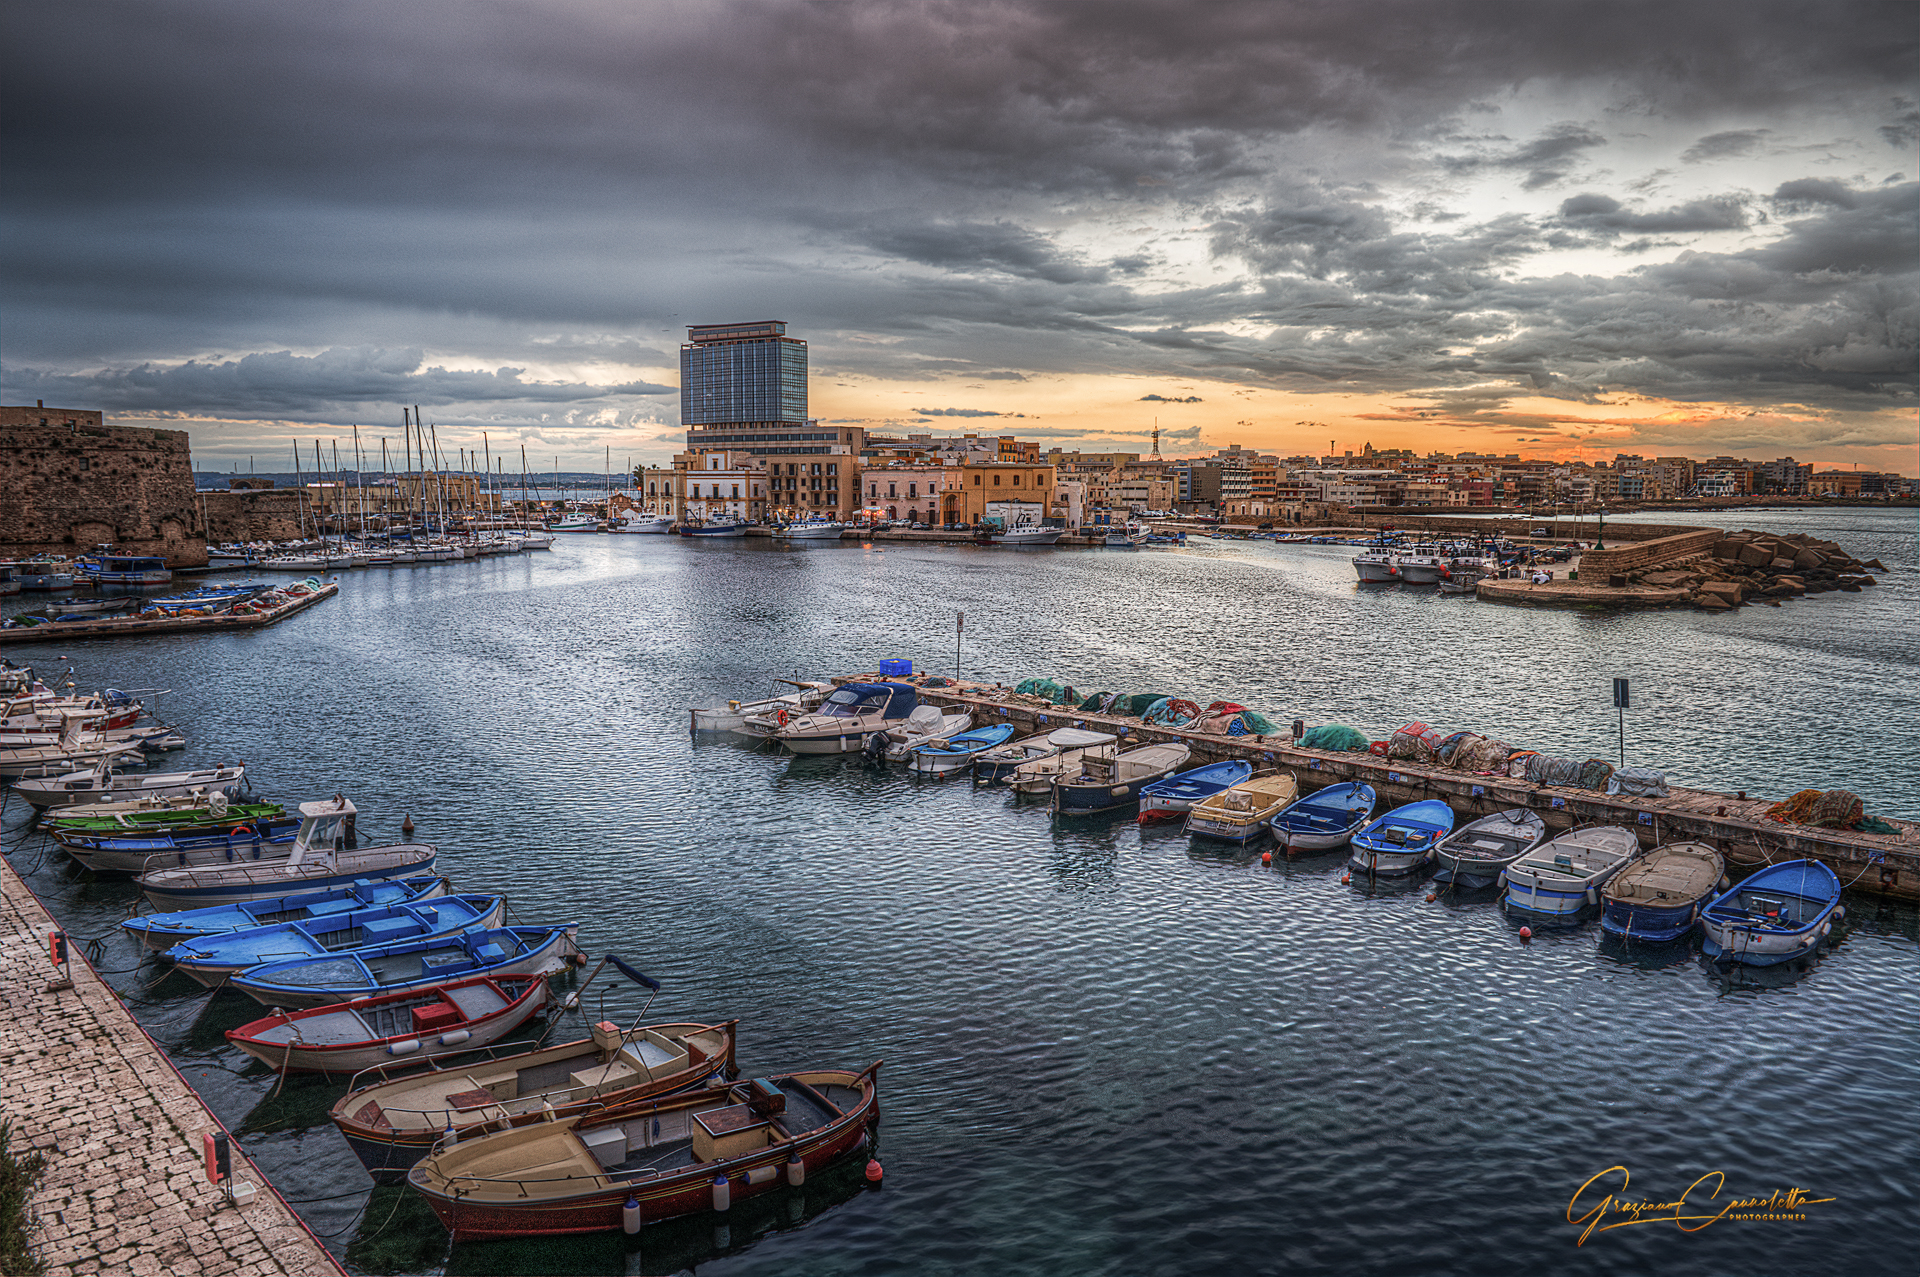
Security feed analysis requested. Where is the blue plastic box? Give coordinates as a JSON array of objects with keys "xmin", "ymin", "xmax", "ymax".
[{"xmin": 878, "ymin": 659, "xmax": 913, "ymax": 677}]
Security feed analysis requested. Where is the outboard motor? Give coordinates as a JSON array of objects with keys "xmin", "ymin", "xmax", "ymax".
[{"xmin": 862, "ymin": 731, "xmax": 888, "ymax": 761}]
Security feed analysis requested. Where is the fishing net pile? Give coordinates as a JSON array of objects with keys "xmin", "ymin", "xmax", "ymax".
[{"xmin": 1299, "ymin": 725, "xmax": 1370, "ymax": 752}]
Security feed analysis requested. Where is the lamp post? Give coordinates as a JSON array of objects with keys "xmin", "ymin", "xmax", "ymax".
[{"xmin": 1595, "ymin": 503, "xmax": 1606, "ymax": 551}]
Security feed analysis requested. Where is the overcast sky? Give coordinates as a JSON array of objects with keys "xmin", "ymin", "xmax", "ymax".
[{"xmin": 3, "ymin": 1, "xmax": 1915, "ymax": 473}]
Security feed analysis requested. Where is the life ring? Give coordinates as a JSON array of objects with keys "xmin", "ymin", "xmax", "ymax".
[
  {"xmin": 775, "ymin": 707, "xmax": 789, "ymax": 727},
  {"xmin": 229, "ymin": 824, "xmax": 256, "ymax": 841}
]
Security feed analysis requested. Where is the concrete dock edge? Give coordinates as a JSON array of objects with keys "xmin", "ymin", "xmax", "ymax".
[{"xmin": 0, "ymin": 856, "xmax": 346, "ymax": 1277}]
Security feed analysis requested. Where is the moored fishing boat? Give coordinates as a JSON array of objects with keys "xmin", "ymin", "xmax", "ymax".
[
  {"xmin": 981, "ymin": 518, "xmax": 1062, "ymax": 546},
  {"xmin": 1502, "ymin": 825, "xmax": 1642, "ymax": 917},
  {"xmin": 907, "ymin": 722, "xmax": 1015, "ymax": 775},
  {"xmin": 1006, "ymin": 728, "xmax": 1118, "ymax": 794},
  {"xmin": 1348, "ymin": 799, "xmax": 1456, "ymax": 875},
  {"xmin": 1430, "ymin": 809, "xmax": 1548, "ymax": 886},
  {"xmin": 774, "ymin": 682, "xmax": 918, "ymax": 754},
  {"xmin": 226, "ymin": 974, "xmax": 551, "ymax": 1074},
  {"xmin": 1138, "ymin": 760, "xmax": 1253, "ymax": 823},
  {"xmin": 1699, "ymin": 859, "xmax": 1842, "ymax": 966},
  {"xmin": 164, "ymin": 893, "xmax": 507, "ymax": 987},
  {"xmin": 1600, "ymin": 842, "xmax": 1728, "ymax": 942},
  {"xmin": 971, "ymin": 727, "xmax": 1081, "ymax": 785},
  {"xmin": 1352, "ymin": 550, "xmax": 1399, "ymax": 582},
  {"xmin": 229, "ymin": 922, "xmax": 580, "ymax": 1008},
  {"xmin": 1052, "ymin": 741, "xmax": 1192, "ymax": 816},
  {"xmin": 1184, "ymin": 773, "xmax": 1299, "ymax": 843},
  {"xmin": 405, "ymin": 1064, "xmax": 880, "ymax": 1240},
  {"xmin": 690, "ymin": 680, "xmax": 832, "ymax": 736},
  {"xmin": 134, "ymin": 797, "xmax": 436, "ymax": 909},
  {"xmin": 1393, "ymin": 546, "xmax": 1445, "ymax": 584},
  {"xmin": 0, "ymin": 712, "xmax": 147, "ymax": 779},
  {"xmin": 331, "ymin": 1009, "xmax": 737, "ymax": 1181},
  {"xmin": 876, "ymin": 706, "xmax": 972, "ymax": 761},
  {"xmin": 122, "ymin": 875, "xmax": 450, "ymax": 951},
  {"xmin": 77, "ymin": 553, "xmax": 172, "ymax": 586},
  {"xmin": 1269, "ymin": 782, "xmax": 1376, "ymax": 854},
  {"xmin": 14, "ymin": 760, "xmax": 246, "ymax": 810},
  {"xmin": 678, "ymin": 518, "xmax": 746, "ymax": 538},
  {"xmin": 780, "ymin": 518, "xmax": 845, "ymax": 540},
  {"xmin": 45, "ymin": 796, "xmax": 282, "ymax": 837},
  {"xmin": 549, "ymin": 513, "xmax": 600, "ymax": 533}
]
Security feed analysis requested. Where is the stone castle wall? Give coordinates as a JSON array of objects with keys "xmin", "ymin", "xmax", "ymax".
[
  {"xmin": 0, "ymin": 414, "xmax": 209, "ymax": 567},
  {"xmin": 199, "ymin": 488, "xmax": 311, "ymax": 543}
]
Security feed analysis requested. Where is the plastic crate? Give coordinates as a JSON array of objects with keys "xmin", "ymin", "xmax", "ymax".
[{"xmin": 878, "ymin": 659, "xmax": 913, "ymax": 677}]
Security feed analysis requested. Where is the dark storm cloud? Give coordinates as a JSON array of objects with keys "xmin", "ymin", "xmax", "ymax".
[
  {"xmin": 913, "ymin": 407, "xmax": 1023, "ymax": 417},
  {"xmin": 1558, "ymin": 193, "xmax": 1752, "ymax": 234},
  {"xmin": 1140, "ymin": 395, "xmax": 1204, "ymax": 403},
  {"xmin": 1680, "ymin": 129, "xmax": 1772, "ymax": 163},
  {"xmin": 0, "ymin": 0, "xmax": 1914, "ymax": 436},
  {"xmin": 6, "ymin": 348, "xmax": 671, "ymax": 418}
]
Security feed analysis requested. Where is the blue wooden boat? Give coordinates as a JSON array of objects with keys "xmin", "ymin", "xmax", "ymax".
[
  {"xmin": 230, "ymin": 923, "xmax": 582, "ymax": 1008},
  {"xmin": 1270, "ymin": 782, "xmax": 1376, "ymax": 854},
  {"xmin": 1348, "ymin": 799, "xmax": 1455, "ymax": 875},
  {"xmin": 1699, "ymin": 860, "xmax": 1842, "ymax": 966},
  {"xmin": 122, "ymin": 875, "xmax": 450, "ymax": 951},
  {"xmin": 59, "ymin": 817, "xmax": 301, "ymax": 874},
  {"xmin": 1137, "ymin": 760, "xmax": 1253, "ymax": 824},
  {"xmin": 907, "ymin": 723, "xmax": 1015, "ymax": 776},
  {"xmin": 1599, "ymin": 842, "xmax": 1726, "ymax": 942},
  {"xmin": 164, "ymin": 894, "xmax": 507, "ymax": 987}
]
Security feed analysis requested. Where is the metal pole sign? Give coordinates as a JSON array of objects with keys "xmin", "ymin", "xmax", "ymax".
[
  {"xmin": 955, "ymin": 612, "xmax": 964, "ymax": 681},
  {"xmin": 1612, "ymin": 678, "xmax": 1629, "ymax": 767}
]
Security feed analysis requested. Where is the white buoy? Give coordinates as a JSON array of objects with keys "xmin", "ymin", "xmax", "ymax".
[
  {"xmin": 786, "ymin": 1154, "xmax": 805, "ymax": 1187},
  {"xmin": 711, "ymin": 1174, "xmax": 731, "ymax": 1213},
  {"xmin": 622, "ymin": 1195, "xmax": 641, "ymax": 1235}
]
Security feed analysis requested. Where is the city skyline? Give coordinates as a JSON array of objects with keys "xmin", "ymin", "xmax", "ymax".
[{"xmin": 2, "ymin": 2, "xmax": 1915, "ymax": 474}]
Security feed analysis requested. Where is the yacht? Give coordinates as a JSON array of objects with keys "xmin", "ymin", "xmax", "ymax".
[
  {"xmin": 774, "ymin": 682, "xmax": 919, "ymax": 754},
  {"xmin": 782, "ymin": 518, "xmax": 846, "ymax": 541},
  {"xmin": 611, "ymin": 512, "xmax": 673, "ymax": 534},
  {"xmin": 1352, "ymin": 550, "xmax": 1399, "ymax": 582},
  {"xmin": 982, "ymin": 518, "xmax": 1062, "ymax": 546},
  {"xmin": 678, "ymin": 518, "xmax": 746, "ymax": 538}
]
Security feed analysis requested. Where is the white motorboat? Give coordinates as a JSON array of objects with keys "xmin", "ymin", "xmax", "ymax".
[
  {"xmin": 1394, "ymin": 546, "xmax": 1445, "ymax": 584},
  {"xmin": 878, "ymin": 706, "xmax": 972, "ymax": 761},
  {"xmin": 782, "ymin": 518, "xmax": 846, "ymax": 541},
  {"xmin": 550, "ymin": 513, "xmax": 600, "ymax": 533},
  {"xmin": 691, "ymin": 681, "xmax": 834, "ymax": 736},
  {"xmin": 983, "ymin": 518, "xmax": 1062, "ymax": 546},
  {"xmin": 1502, "ymin": 826, "xmax": 1643, "ymax": 917},
  {"xmin": 611, "ymin": 513, "xmax": 673, "ymax": 534},
  {"xmin": 774, "ymin": 682, "xmax": 919, "ymax": 754},
  {"xmin": 1007, "ymin": 728, "xmax": 1119, "ymax": 794},
  {"xmin": 518, "ymin": 532, "xmax": 554, "ymax": 550}
]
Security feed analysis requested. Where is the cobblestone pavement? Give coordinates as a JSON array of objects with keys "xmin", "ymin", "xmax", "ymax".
[{"xmin": 0, "ymin": 858, "xmax": 344, "ymax": 1276}]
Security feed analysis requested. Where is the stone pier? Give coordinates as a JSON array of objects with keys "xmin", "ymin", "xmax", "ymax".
[{"xmin": 0, "ymin": 859, "xmax": 344, "ymax": 1277}]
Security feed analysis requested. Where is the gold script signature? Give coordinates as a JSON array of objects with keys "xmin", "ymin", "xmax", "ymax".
[{"xmin": 1567, "ymin": 1166, "xmax": 1835, "ymax": 1245}]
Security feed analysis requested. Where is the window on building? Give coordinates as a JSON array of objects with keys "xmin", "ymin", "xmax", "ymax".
[
  {"xmin": 993, "ymin": 474, "xmax": 1001, "ymax": 486},
  {"xmin": 907, "ymin": 483, "xmax": 917, "ymax": 498},
  {"xmin": 1013, "ymin": 473, "xmax": 1021, "ymax": 485},
  {"xmin": 826, "ymin": 463, "xmax": 836, "ymax": 475},
  {"xmin": 974, "ymin": 474, "xmax": 981, "ymax": 485},
  {"xmin": 888, "ymin": 483, "xmax": 897, "ymax": 498},
  {"xmin": 869, "ymin": 482, "xmax": 878, "ymax": 497}
]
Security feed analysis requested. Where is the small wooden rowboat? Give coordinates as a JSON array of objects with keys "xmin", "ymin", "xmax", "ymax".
[
  {"xmin": 1052, "ymin": 741, "xmax": 1192, "ymax": 816},
  {"xmin": 225, "ymin": 974, "xmax": 550, "ymax": 1073},
  {"xmin": 1184, "ymin": 773, "xmax": 1298, "ymax": 843},
  {"xmin": 1137, "ymin": 760, "xmax": 1253, "ymax": 824},
  {"xmin": 164, "ymin": 893, "xmax": 506, "ymax": 987},
  {"xmin": 230, "ymin": 923, "xmax": 579, "ymax": 1008},
  {"xmin": 1699, "ymin": 859, "xmax": 1843, "ymax": 966},
  {"xmin": 1269, "ymin": 782, "xmax": 1375, "ymax": 854},
  {"xmin": 330, "ymin": 1017, "xmax": 738, "ymax": 1182},
  {"xmin": 1600, "ymin": 841, "xmax": 1727, "ymax": 942},
  {"xmin": 1348, "ymin": 799, "xmax": 1455, "ymax": 876},
  {"xmin": 906, "ymin": 723, "xmax": 1015, "ymax": 775},
  {"xmin": 406, "ymin": 1065, "xmax": 880, "ymax": 1240},
  {"xmin": 1430, "ymin": 808, "xmax": 1548, "ymax": 887}
]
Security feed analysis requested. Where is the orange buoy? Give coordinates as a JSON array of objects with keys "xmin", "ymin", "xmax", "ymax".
[
  {"xmin": 1425, "ymin": 893, "xmax": 1436, "ymax": 902},
  {"xmin": 864, "ymin": 1159, "xmax": 883, "ymax": 1183},
  {"xmin": 1260, "ymin": 851, "xmax": 1272, "ymax": 865},
  {"xmin": 1340, "ymin": 873, "xmax": 1350, "ymax": 884},
  {"xmin": 1519, "ymin": 926, "xmax": 1533, "ymax": 942},
  {"xmin": 402, "ymin": 814, "xmax": 415, "ymax": 835}
]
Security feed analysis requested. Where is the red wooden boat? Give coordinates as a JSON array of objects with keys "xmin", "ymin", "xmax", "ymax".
[
  {"xmin": 225, "ymin": 974, "xmax": 550, "ymax": 1073},
  {"xmin": 407, "ymin": 1065, "xmax": 880, "ymax": 1240}
]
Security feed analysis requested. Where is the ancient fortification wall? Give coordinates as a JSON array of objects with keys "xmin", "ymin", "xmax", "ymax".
[
  {"xmin": 199, "ymin": 487, "xmax": 310, "ymax": 543},
  {"xmin": 0, "ymin": 410, "xmax": 209, "ymax": 567}
]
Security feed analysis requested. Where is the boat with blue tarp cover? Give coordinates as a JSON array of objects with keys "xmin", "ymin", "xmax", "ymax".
[
  {"xmin": 230, "ymin": 922, "xmax": 581, "ymax": 1008},
  {"xmin": 1137, "ymin": 760, "xmax": 1253, "ymax": 824},
  {"xmin": 164, "ymin": 893, "xmax": 508, "ymax": 986},
  {"xmin": 122, "ymin": 874, "xmax": 450, "ymax": 950},
  {"xmin": 775, "ymin": 681, "xmax": 918, "ymax": 755},
  {"xmin": 1599, "ymin": 842, "xmax": 1727, "ymax": 942},
  {"xmin": 1501, "ymin": 826, "xmax": 1642, "ymax": 917},
  {"xmin": 907, "ymin": 722, "xmax": 1015, "ymax": 775},
  {"xmin": 1270, "ymin": 782, "xmax": 1376, "ymax": 854},
  {"xmin": 58, "ymin": 816, "xmax": 301, "ymax": 874},
  {"xmin": 1349, "ymin": 799, "xmax": 1455, "ymax": 875},
  {"xmin": 1699, "ymin": 859, "xmax": 1842, "ymax": 966}
]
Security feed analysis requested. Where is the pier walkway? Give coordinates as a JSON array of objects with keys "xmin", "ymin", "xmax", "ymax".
[
  {"xmin": 0, "ymin": 581, "xmax": 339, "ymax": 646},
  {"xmin": 0, "ymin": 858, "xmax": 344, "ymax": 1276},
  {"xmin": 886, "ymin": 677, "xmax": 1920, "ymax": 902}
]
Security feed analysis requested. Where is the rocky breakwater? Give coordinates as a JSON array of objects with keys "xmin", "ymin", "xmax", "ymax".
[{"xmin": 1636, "ymin": 529, "xmax": 1885, "ymax": 611}]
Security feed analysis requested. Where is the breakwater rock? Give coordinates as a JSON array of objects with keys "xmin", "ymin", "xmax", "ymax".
[{"xmin": 1636, "ymin": 529, "xmax": 1883, "ymax": 610}]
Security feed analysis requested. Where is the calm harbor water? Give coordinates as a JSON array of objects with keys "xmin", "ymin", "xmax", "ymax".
[{"xmin": 4, "ymin": 507, "xmax": 1916, "ymax": 1276}]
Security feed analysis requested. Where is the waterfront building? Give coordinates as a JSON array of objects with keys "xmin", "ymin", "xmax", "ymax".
[
  {"xmin": 859, "ymin": 463, "xmax": 947, "ymax": 524},
  {"xmin": 936, "ymin": 462, "xmax": 1057, "ymax": 526}
]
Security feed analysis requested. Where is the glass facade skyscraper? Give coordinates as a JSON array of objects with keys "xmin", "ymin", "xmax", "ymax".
[{"xmin": 680, "ymin": 321, "xmax": 808, "ymax": 426}]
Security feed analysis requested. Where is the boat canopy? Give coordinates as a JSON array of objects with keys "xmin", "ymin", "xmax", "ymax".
[
  {"xmin": 1045, "ymin": 728, "xmax": 1116, "ymax": 747},
  {"xmin": 819, "ymin": 682, "xmax": 917, "ymax": 719}
]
